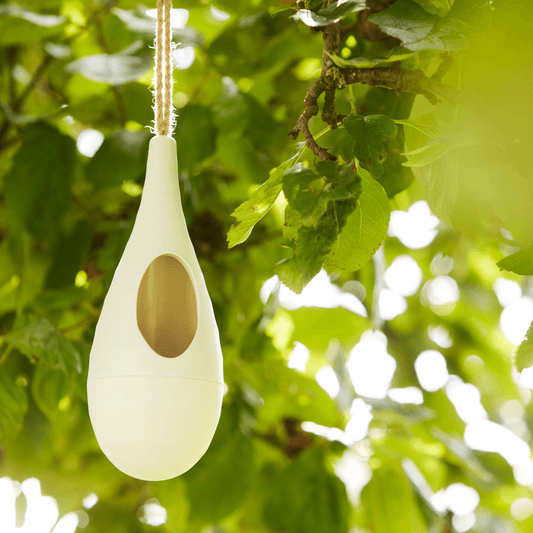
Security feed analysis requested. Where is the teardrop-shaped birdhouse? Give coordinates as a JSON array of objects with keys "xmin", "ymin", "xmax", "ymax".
[{"xmin": 87, "ymin": 135, "xmax": 224, "ymax": 481}]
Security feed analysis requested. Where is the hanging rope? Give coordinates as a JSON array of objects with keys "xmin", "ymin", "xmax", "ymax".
[{"xmin": 154, "ymin": 0, "xmax": 174, "ymax": 136}]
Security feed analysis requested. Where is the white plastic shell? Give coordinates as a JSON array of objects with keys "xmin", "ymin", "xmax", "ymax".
[{"xmin": 87, "ymin": 135, "xmax": 224, "ymax": 481}]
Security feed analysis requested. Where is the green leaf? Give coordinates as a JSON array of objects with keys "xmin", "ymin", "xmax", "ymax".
[
  {"xmin": 282, "ymin": 164, "xmax": 325, "ymax": 220},
  {"xmin": 283, "ymin": 204, "xmax": 303, "ymax": 242},
  {"xmin": 358, "ymin": 89, "xmax": 415, "ymax": 198},
  {"xmin": 288, "ymin": 307, "xmax": 367, "ymax": 376},
  {"xmin": 401, "ymin": 131, "xmax": 481, "ymax": 167},
  {"xmin": 361, "ymin": 459, "xmax": 429, "ymax": 533},
  {"xmin": 0, "ymin": 370, "xmax": 28, "ymax": 442},
  {"xmin": 0, "ymin": 5, "xmax": 65, "ymax": 27},
  {"xmin": 263, "ymin": 448, "xmax": 349, "ymax": 533},
  {"xmin": 515, "ymin": 321, "xmax": 533, "ymax": 372},
  {"xmin": 188, "ymin": 433, "xmax": 254, "ymax": 522},
  {"xmin": 45, "ymin": 220, "xmax": 92, "ymax": 289},
  {"xmin": 216, "ymin": 132, "xmax": 271, "ymax": 186},
  {"xmin": 0, "ymin": 237, "xmax": 20, "ymax": 314},
  {"xmin": 407, "ymin": 17, "xmax": 469, "ymax": 52},
  {"xmin": 31, "ymin": 366, "xmax": 71, "ymax": 420},
  {"xmin": 325, "ymin": 166, "xmax": 390, "ymax": 273},
  {"xmin": 474, "ymin": 450, "xmax": 515, "ymax": 486},
  {"xmin": 70, "ymin": 340, "xmax": 90, "ymax": 403},
  {"xmin": 213, "ymin": 77, "xmax": 248, "ymax": 136},
  {"xmin": 276, "ymin": 196, "xmax": 357, "ymax": 293},
  {"xmin": 269, "ymin": 4, "xmax": 294, "ymax": 15},
  {"xmin": 497, "ymin": 246, "xmax": 533, "ymax": 276},
  {"xmin": 293, "ymin": 0, "xmax": 367, "ymax": 27},
  {"xmin": 87, "ymin": 130, "xmax": 150, "ymax": 189},
  {"xmin": 244, "ymin": 94, "xmax": 280, "ymax": 147},
  {"xmin": 401, "ymin": 113, "xmax": 459, "ymax": 225},
  {"xmin": 184, "ymin": 408, "xmax": 254, "ymax": 523},
  {"xmin": 122, "ymin": 82, "xmax": 154, "ymax": 127},
  {"xmin": 368, "ymin": 0, "xmax": 488, "ymax": 52},
  {"xmin": 328, "ymin": 47, "xmax": 413, "ymax": 69},
  {"xmin": 433, "ymin": 0, "xmax": 491, "ymax": 47},
  {"xmin": 411, "ymin": 0, "xmax": 449, "ymax": 15},
  {"xmin": 378, "ymin": 146, "xmax": 415, "ymax": 198},
  {"xmin": 395, "ymin": 113, "xmax": 445, "ymax": 139},
  {"xmin": 314, "ymin": 160, "xmax": 363, "ymax": 202},
  {"xmin": 111, "ymin": 8, "xmax": 155, "ymax": 34},
  {"xmin": 0, "ymin": 5, "xmax": 65, "ymax": 45},
  {"xmin": 431, "ymin": 427, "xmax": 493, "ymax": 483},
  {"xmin": 66, "ymin": 53, "xmax": 153, "ymax": 85},
  {"xmin": 8, "ymin": 317, "xmax": 82, "ymax": 379},
  {"xmin": 4, "ymin": 121, "xmax": 77, "ymax": 239},
  {"xmin": 153, "ymin": 478, "xmax": 189, "ymax": 531},
  {"xmin": 368, "ymin": 0, "xmax": 440, "ymax": 45},
  {"xmin": 276, "ymin": 163, "xmax": 361, "ymax": 292},
  {"xmin": 253, "ymin": 358, "xmax": 346, "ymax": 427},
  {"xmin": 344, "ymin": 114, "xmax": 397, "ymax": 179},
  {"xmin": 101, "ymin": 13, "xmax": 137, "ymax": 55},
  {"xmin": 227, "ymin": 152, "xmax": 301, "ymax": 248},
  {"xmin": 212, "ymin": 80, "xmax": 276, "ymax": 147},
  {"xmin": 1, "ymin": 229, "xmax": 49, "ymax": 314},
  {"xmin": 175, "ymin": 105, "xmax": 218, "ymax": 172}
]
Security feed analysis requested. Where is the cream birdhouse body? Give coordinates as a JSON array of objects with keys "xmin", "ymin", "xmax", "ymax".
[{"xmin": 88, "ymin": 135, "xmax": 224, "ymax": 481}]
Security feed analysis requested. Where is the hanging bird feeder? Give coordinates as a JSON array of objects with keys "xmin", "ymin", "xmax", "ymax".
[{"xmin": 87, "ymin": 0, "xmax": 224, "ymax": 482}]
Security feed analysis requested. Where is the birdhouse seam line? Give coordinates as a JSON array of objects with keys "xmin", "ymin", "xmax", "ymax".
[{"xmin": 88, "ymin": 374, "xmax": 225, "ymax": 385}]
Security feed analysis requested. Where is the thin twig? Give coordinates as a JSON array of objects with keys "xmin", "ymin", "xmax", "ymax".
[
  {"xmin": 70, "ymin": 193, "xmax": 103, "ymax": 224},
  {"xmin": 59, "ymin": 313, "xmax": 99, "ymax": 334},
  {"xmin": 6, "ymin": 47, "xmax": 18, "ymax": 105},
  {"xmin": 0, "ymin": 345, "xmax": 13, "ymax": 365},
  {"xmin": 13, "ymin": 55, "xmax": 54, "ymax": 112}
]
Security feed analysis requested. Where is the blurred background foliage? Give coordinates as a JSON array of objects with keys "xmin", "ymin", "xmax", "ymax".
[{"xmin": 1, "ymin": 0, "xmax": 533, "ymax": 532}]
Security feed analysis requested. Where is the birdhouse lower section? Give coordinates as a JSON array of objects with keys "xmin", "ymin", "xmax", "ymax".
[{"xmin": 88, "ymin": 374, "xmax": 224, "ymax": 481}]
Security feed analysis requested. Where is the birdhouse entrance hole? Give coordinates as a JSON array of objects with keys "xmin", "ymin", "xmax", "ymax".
[{"xmin": 136, "ymin": 254, "xmax": 198, "ymax": 358}]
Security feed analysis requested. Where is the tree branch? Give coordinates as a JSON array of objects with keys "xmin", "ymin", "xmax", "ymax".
[
  {"xmin": 289, "ymin": 55, "xmax": 472, "ymax": 160},
  {"xmin": 335, "ymin": 65, "xmax": 441, "ymax": 104},
  {"xmin": 289, "ymin": 77, "xmax": 335, "ymax": 160},
  {"xmin": 432, "ymin": 52, "xmax": 453, "ymax": 82},
  {"xmin": 288, "ymin": 1, "xmax": 342, "ymax": 161},
  {"xmin": 288, "ymin": 0, "xmax": 482, "ymax": 161},
  {"xmin": 320, "ymin": 18, "xmax": 343, "ymax": 130}
]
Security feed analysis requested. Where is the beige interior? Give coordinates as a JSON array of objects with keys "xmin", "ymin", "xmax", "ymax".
[{"xmin": 136, "ymin": 254, "xmax": 198, "ymax": 358}]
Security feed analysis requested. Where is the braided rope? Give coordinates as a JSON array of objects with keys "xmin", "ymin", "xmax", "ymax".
[{"xmin": 154, "ymin": 0, "xmax": 174, "ymax": 136}]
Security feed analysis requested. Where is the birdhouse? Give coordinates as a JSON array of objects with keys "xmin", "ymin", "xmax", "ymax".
[{"xmin": 87, "ymin": 135, "xmax": 224, "ymax": 481}]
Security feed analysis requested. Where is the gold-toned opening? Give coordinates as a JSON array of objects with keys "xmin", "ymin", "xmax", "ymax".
[{"xmin": 136, "ymin": 254, "xmax": 198, "ymax": 358}]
